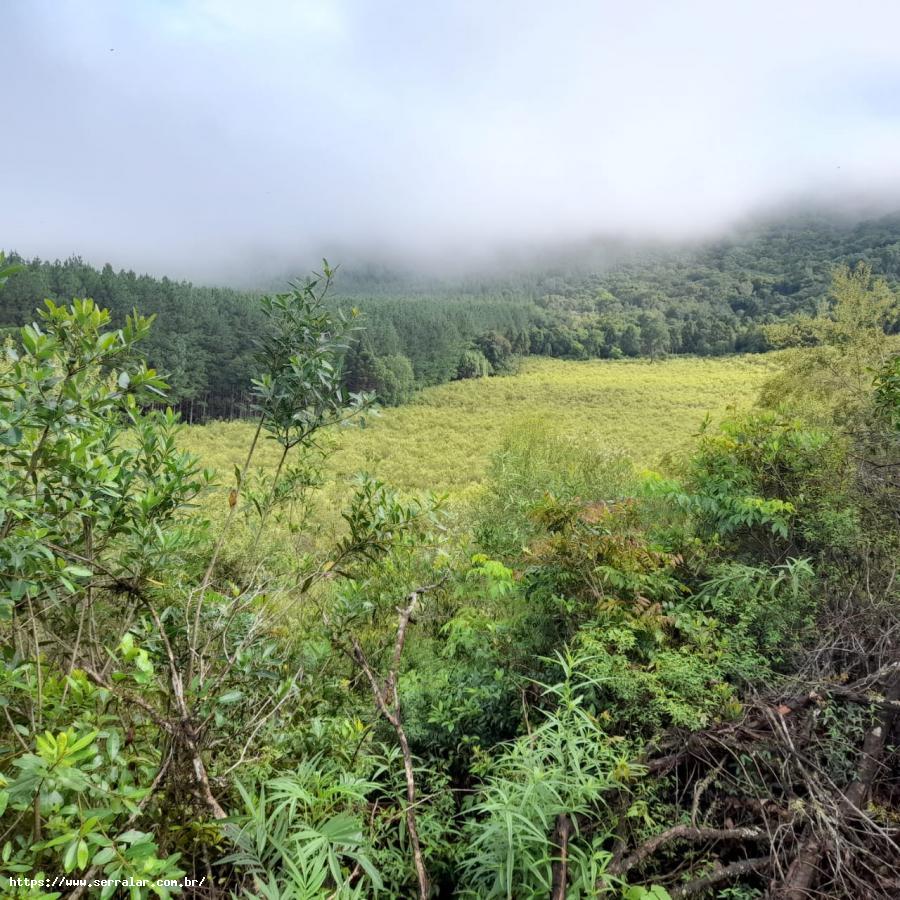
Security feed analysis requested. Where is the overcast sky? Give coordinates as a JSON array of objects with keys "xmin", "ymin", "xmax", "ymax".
[{"xmin": 4, "ymin": 0, "xmax": 900, "ymax": 281}]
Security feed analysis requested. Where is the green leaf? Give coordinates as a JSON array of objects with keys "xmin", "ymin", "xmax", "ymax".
[
  {"xmin": 93, "ymin": 846, "xmax": 117, "ymax": 866},
  {"xmin": 117, "ymin": 829, "xmax": 147, "ymax": 844},
  {"xmin": 0, "ymin": 427, "xmax": 22, "ymax": 446},
  {"xmin": 68, "ymin": 730, "xmax": 98, "ymax": 753},
  {"xmin": 217, "ymin": 690, "xmax": 243, "ymax": 705},
  {"xmin": 63, "ymin": 839, "xmax": 78, "ymax": 872},
  {"xmin": 77, "ymin": 839, "xmax": 89, "ymax": 870}
]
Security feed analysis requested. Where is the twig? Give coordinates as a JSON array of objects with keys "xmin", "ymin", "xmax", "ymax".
[
  {"xmin": 609, "ymin": 825, "xmax": 765, "ymax": 876},
  {"xmin": 668, "ymin": 855, "xmax": 773, "ymax": 898}
]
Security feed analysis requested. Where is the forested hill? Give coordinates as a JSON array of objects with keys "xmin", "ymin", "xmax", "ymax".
[{"xmin": 4, "ymin": 211, "xmax": 900, "ymax": 418}]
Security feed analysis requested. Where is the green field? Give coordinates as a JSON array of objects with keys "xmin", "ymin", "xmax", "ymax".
[{"xmin": 184, "ymin": 354, "xmax": 779, "ymax": 509}]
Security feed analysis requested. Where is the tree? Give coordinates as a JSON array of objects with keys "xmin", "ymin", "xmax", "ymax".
[
  {"xmin": 761, "ymin": 262, "xmax": 899, "ymax": 423},
  {"xmin": 638, "ymin": 311, "xmax": 670, "ymax": 361},
  {"xmin": 342, "ymin": 337, "xmax": 380, "ymax": 393},
  {"xmin": 373, "ymin": 353, "xmax": 416, "ymax": 405},
  {"xmin": 457, "ymin": 347, "xmax": 492, "ymax": 379},
  {"xmin": 475, "ymin": 330, "xmax": 517, "ymax": 374},
  {"xmin": 620, "ymin": 323, "xmax": 641, "ymax": 357}
]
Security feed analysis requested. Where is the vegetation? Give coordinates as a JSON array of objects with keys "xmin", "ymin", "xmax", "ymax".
[
  {"xmin": 5, "ymin": 210, "xmax": 900, "ymax": 418},
  {"xmin": 1, "ymin": 252, "xmax": 898, "ymax": 899},
  {"xmin": 184, "ymin": 354, "xmax": 776, "ymax": 511}
]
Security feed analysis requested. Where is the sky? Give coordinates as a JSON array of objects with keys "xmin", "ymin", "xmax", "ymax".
[{"xmin": 4, "ymin": 0, "xmax": 900, "ymax": 282}]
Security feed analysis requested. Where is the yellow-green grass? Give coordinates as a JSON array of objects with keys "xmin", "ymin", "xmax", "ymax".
[{"xmin": 183, "ymin": 354, "xmax": 778, "ymax": 515}]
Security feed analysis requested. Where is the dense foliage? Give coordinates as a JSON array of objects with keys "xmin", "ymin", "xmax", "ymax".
[
  {"xmin": 5, "ymin": 211, "xmax": 900, "ymax": 417},
  {"xmin": 1, "ymin": 255, "xmax": 898, "ymax": 898}
]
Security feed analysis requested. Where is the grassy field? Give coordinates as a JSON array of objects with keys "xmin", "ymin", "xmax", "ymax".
[{"xmin": 183, "ymin": 354, "xmax": 779, "ymax": 512}]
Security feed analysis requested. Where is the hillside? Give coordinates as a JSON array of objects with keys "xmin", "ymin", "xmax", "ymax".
[{"xmin": 4, "ymin": 211, "xmax": 900, "ymax": 418}]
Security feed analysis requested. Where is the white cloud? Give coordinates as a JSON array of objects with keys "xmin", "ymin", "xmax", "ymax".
[{"xmin": 3, "ymin": 0, "xmax": 900, "ymax": 279}]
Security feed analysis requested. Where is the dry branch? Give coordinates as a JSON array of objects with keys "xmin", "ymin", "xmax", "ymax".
[
  {"xmin": 608, "ymin": 825, "xmax": 766, "ymax": 876},
  {"xmin": 668, "ymin": 855, "xmax": 773, "ymax": 898},
  {"xmin": 341, "ymin": 581, "xmax": 443, "ymax": 900}
]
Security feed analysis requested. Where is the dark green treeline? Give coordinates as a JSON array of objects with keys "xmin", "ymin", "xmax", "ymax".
[{"xmin": 4, "ymin": 211, "xmax": 900, "ymax": 418}]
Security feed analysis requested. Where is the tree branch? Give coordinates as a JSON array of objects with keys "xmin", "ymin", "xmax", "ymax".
[
  {"xmin": 609, "ymin": 825, "xmax": 765, "ymax": 876},
  {"xmin": 669, "ymin": 855, "xmax": 773, "ymax": 898}
]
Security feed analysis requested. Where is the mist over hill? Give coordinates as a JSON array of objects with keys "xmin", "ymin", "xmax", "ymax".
[{"xmin": 4, "ymin": 208, "xmax": 900, "ymax": 418}]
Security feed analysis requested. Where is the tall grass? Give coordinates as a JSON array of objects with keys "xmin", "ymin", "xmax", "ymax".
[{"xmin": 183, "ymin": 355, "xmax": 776, "ymax": 521}]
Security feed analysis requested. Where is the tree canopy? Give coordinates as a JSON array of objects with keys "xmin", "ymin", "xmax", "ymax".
[{"xmin": 5, "ymin": 211, "xmax": 900, "ymax": 417}]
